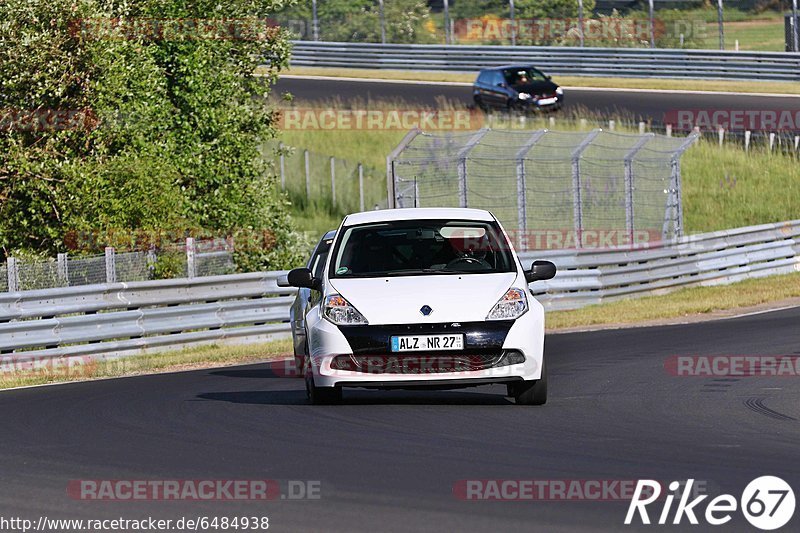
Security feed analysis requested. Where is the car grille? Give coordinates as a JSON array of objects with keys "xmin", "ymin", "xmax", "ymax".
[{"xmin": 330, "ymin": 350, "xmax": 525, "ymax": 374}]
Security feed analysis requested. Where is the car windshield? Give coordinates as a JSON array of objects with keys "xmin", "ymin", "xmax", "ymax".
[
  {"xmin": 503, "ymin": 67, "xmax": 547, "ymax": 86},
  {"xmin": 330, "ymin": 219, "xmax": 516, "ymax": 278}
]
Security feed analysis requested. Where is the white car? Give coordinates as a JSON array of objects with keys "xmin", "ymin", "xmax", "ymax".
[{"xmin": 286, "ymin": 208, "xmax": 556, "ymax": 405}]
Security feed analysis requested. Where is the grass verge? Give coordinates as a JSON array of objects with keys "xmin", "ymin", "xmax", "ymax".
[
  {"xmin": 281, "ymin": 66, "xmax": 800, "ymax": 96},
  {"xmin": 0, "ymin": 339, "xmax": 292, "ymax": 391},
  {"xmin": 546, "ymin": 271, "xmax": 800, "ymax": 330}
]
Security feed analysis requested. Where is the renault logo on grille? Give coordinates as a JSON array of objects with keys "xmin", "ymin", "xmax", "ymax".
[{"xmin": 419, "ymin": 305, "xmax": 433, "ymax": 316}]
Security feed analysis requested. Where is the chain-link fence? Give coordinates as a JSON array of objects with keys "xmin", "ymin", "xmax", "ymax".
[
  {"xmin": 2, "ymin": 240, "xmax": 236, "ymax": 293},
  {"xmin": 266, "ymin": 142, "xmax": 388, "ymax": 213},
  {"xmin": 389, "ymin": 128, "xmax": 698, "ymax": 251}
]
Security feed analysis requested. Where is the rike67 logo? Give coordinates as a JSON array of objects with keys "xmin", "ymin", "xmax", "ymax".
[{"xmin": 625, "ymin": 477, "xmax": 795, "ymax": 530}]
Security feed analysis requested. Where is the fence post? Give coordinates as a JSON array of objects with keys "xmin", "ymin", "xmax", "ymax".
[
  {"xmin": 330, "ymin": 157, "xmax": 336, "ymax": 206},
  {"xmin": 311, "ymin": 0, "xmax": 319, "ymax": 41},
  {"xmin": 571, "ymin": 130, "xmax": 601, "ymax": 248},
  {"xmin": 515, "ymin": 130, "xmax": 546, "ymax": 251},
  {"xmin": 638, "ymin": 121, "xmax": 645, "ymax": 134},
  {"xmin": 386, "ymin": 128, "xmax": 422, "ymax": 209},
  {"xmin": 745, "ymin": 130, "xmax": 751, "ymax": 152},
  {"xmin": 509, "ymin": 0, "xmax": 516, "ymax": 46},
  {"xmin": 146, "ymin": 248, "xmax": 157, "ymax": 279},
  {"xmin": 443, "ymin": 0, "xmax": 451, "ymax": 44},
  {"xmin": 608, "ymin": 120, "xmax": 615, "ymax": 131},
  {"xmin": 794, "ymin": 135, "xmax": 799, "ymax": 153},
  {"xmin": 456, "ymin": 129, "xmax": 490, "ymax": 208},
  {"xmin": 304, "ymin": 149, "xmax": 311, "ymax": 198},
  {"xmin": 104, "ymin": 247, "xmax": 116, "ymax": 283},
  {"xmin": 624, "ymin": 134, "xmax": 654, "ymax": 245},
  {"xmin": 186, "ymin": 238, "xmax": 196, "ymax": 279},
  {"xmin": 666, "ymin": 124, "xmax": 672, "ymax": 137},
  {"xmin": 57, "ymin": 253, "xmax": 69, "ymax": 285},
  {"xmin": 718, "ymin": 126, "xmax": 725, "ymax": 147},
  {"xmin": 279, "ymin": 142, "xmax": 285, "ymax": 190},
  {"xmin": 358, "ymin": 163, "xmax": 365, "ymax": 212},
  {"xmin": 7, "ymin": 257, "xmax": 19, "ymax": 292},
  {"xmin": 769, "ymin": 132, "xmax": 776, "ymax": 152}
]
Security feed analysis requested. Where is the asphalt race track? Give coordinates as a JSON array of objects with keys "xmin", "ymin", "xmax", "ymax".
[
  {"xmin": 2, "ymin": 306, "xmax": 799, "ymax": 532},
  {"xmin": 274, "ymin": 76, "xmax": 800, "ymax": 126}
]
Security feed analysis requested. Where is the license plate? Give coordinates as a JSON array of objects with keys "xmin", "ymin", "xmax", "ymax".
[
  {"xmin": 391, "ymin": 334, "xmax": 464, "ymax": 352},
  {"xmin": 538, "ymin": 97, "xmax": 557, "ymax": 105}
]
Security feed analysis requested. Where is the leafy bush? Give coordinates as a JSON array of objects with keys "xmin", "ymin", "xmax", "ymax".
[{"xmin": 0, "ymin": 0, "xmax": 306, "ymax": 271}]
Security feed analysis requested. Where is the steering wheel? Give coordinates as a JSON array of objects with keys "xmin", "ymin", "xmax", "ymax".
[{"xmin": 445, "ymin": 256, "xmax": 491, "ymax": 270}]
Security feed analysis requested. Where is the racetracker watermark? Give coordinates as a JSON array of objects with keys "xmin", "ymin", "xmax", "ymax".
[
  {"xmin": 0, "ymin": 356, "xmax": 96, "ymax": 376},
  {"xmin": 664, "ymin": 109, "xmax": 800, "ymax": 132},
  {"xmin": 67, "ymin": 480, "xmax": 321, "ymax": 501},
  {"xmin": 665, "ymin": 355, "xmax": 800, "ymax": 377},
  {"xmin": 453, "ymin": 479, "xmax": 710, "ymax": 501},
  {"xmin": 69, "ymin": 18, "xmax": 278, "ymax": 41},
  {"xmin": 453, "ymin": 18, "xmax": 706, "ymax": 43},
  {"xmin": 0, "ymin": 108, "xmax": 99, "ymax": 131},
  {"xmin": 279, "ymin": 108, "xmax": 483, "ymax": 131}
]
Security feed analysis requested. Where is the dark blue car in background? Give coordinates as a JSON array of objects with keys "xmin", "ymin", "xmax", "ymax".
[{"xmin": 473, "ymin": 65, "xmax": 563, "ymax": 112}]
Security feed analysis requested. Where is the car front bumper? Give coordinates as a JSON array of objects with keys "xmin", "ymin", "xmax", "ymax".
[{"xmin": 305, "ymin": 299, "xmax": 545, "ymax": 389}]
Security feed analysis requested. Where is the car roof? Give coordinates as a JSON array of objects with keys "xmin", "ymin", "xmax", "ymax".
[
  {"xmin": 341, "ymin": 208, "xmax": 495, "ymax": 226},
  {"xmin": 480, "ymin": 65, "xmax": 537, "ymax": 72}
]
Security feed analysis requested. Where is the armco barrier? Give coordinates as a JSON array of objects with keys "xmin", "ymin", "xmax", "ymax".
[
  {"xmin": 1, "ymin": 221, "xmax": 798, "ymax": 366},
  {"xmin": 289, "ymin": 41, "xmax": 800, "ymax": 82}
]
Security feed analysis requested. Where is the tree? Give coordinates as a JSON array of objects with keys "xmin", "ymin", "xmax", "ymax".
[{"xmin": 0, "ymin": 0, "xmax": 305, "ymax": 270}]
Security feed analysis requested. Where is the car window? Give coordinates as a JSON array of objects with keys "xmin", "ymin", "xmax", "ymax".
[
  {"xmin": 490, "ymin": 71, "xmax": 505, "ymax": 86},
  {"xmin": 330, "ymin": 219, "xmax": 516, "ymax": 279},
  {"xmin": 476, "ymin": 71, "xmax": 490, "ymax": 85},
  {"xmin": 503, "ymin": 67, "xmax": 547, "ymax": 85},
  {"xmin": 309, "ymin": 235, "xmax": 333, "ymax": 279}
]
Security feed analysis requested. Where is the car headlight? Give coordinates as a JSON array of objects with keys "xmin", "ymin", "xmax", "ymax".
[
  {"xmin": 323, "ymin": 294, "xmax": 368, "ymax": 326},
  {"xmin": 517, "ymin": 92, "xmax": 532, "ymax": 100},
  {"xmin": 555, "ymin": 87, "xmax": 563, "ymax": 96},
  {"xmin": 486, "ymin": 288, "xmax": 528, "ymax": 321}
]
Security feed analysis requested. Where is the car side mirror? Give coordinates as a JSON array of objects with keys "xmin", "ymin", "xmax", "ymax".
[
  {"xmin": 546, "ymin": 75, "xmax": 552, "ymax": 80},
  {"xmin": 525, "ymin": 260, "xmax": 557, "ymax": 283},
  {"xmin": 287, "ymin": 267, "xmax": 322, "ymax": 291},
  {"xmin": 276, "ymin": 274, "xmax": 290, "ymax": 287}
]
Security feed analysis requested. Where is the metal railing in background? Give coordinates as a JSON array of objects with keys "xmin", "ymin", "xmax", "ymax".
[
  {"xmin": 289, "ymin": 41, "xmax": 800, "ymax": 81},
  {"xmin": 2, "ymin": 238, "xmax": 234, "ymax": 293},
  {"xmin": 266, "ymin": 141, "xmax": 388, "ymax": 212},
  {"xmin": 1, "ymin": 220, "xmax": 798, "ymax": 366}
]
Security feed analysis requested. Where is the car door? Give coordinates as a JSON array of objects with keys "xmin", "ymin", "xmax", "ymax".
[{"xmin": 485, "ymin": 71, "xmax": 509, "ymax": 109}]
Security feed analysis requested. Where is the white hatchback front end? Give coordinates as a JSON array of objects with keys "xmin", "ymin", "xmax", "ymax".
[{"xmin": 286, "ymin": 208, "xmax": 556, "ymax": 405}]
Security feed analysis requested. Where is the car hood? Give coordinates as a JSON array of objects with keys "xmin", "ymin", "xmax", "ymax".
[
  {"xmin": 329, "ymin": 273, "xmax": 519, "ymax": 325},
  {"xmin": 512, "ymin": 81, "xmax": 558, "ymax": 96}
]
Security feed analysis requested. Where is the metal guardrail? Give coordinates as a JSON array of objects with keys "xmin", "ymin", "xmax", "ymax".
[
  {"xmin": 0, "ymin": 272, "xmax": 295, "ymax": 364},
  {"xmin": 522, "ymin": 220, "xmax": 800, "ymax": 310},
  {"xmin": 290, "ymin": 41, "xmax": 800, "ymax": 82},
  {"xmin": 1, "ymin": 221, "xmax": 798, "ymax": 366}
]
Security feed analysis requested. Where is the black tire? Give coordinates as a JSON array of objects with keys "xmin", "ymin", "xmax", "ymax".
[
  {"xmin": 306, "ymin": 374, "xmax": 342, "ymax": 405},
  {"xmin": 510, "ymin": 358, "xmax": 547, "ymax": 405}
]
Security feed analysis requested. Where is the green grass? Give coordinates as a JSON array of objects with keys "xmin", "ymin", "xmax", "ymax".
[
  {"xmin": 547, "ymin": 271, "xmax": 800, "ymax": 330},
  {"xmin": 0, "ymin": 339, "xmax": 291, "ymax": 390},
  {"xmin": 700, "ymin": 18, "xmax": 787, "ymax": 51}
]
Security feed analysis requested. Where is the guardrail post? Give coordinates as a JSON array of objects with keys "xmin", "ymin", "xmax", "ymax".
[
  {"xmin": 186, "ymin": 238, "xmax": 196, "ymax": 279},
  {"xmin": 57, "ymin": 253, "xmax": 69, "ymax": 285},
  {"xmin": 358, "ymin": 163, "xmax": 365, "ymax": 212},
  {"xmin": 104, "ymin": 247, "xmax": 116, "ymax": 283},
  {"xmin": 330, "ymin": 156, "xmax": 336, "ymax": 206},
  {"xmin": 571, "ymin": 130, "xmax": 601, "ymax": 248},
  {"xmin": 7, "ymin": 257, "xmax": 19, "ymax": 292},
  {"xmin": 279, "ymin": 142, "xmax": 285, "ymax": 190},
  {"xmin": 304, "ymin": 149, "xmax": 311, "ymax": 198}
]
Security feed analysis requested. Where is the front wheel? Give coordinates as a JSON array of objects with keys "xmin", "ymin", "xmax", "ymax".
[
  {"xmin": 509, "ymin": 358, "xmax": 547, "ymax": 405},
  {"xmin": 306, "ymin": 374, "xmax": 342, "ymax": 405}
]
